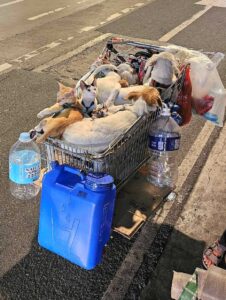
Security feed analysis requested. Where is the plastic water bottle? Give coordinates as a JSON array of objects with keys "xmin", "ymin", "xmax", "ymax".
[
  {"xmin": 147, "ymin": 105, "xmax": 181, "ymax": 189},
  {"xmin": 9, "ymin": 132, "xmax": 41, "ymax": 200}
]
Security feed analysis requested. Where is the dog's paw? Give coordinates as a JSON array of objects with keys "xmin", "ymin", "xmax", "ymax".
[
  {"xmin": 108, "ymin": 105, "xmax": 125, "ymax": 114},
  {"xmin": 37, "ymin": 109, "xmax": 48, "ymax": 119},
  {"xmin": 96, "ymin": 103, "xmax": 104, "ymax": 111}
]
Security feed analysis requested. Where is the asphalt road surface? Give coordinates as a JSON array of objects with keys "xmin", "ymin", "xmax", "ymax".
[{"xmin": 0, "ymin": 0, "xmax": 226, "ymax": 299}]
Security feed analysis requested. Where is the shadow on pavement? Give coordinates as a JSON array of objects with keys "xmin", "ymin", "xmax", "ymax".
[
  {"xmin": 0, "ymin": 228, "xmax": 136, "ymax": 300},
  {"xmin": 139, "ymin": 226, "xmax": 226, "ymax": 300}
]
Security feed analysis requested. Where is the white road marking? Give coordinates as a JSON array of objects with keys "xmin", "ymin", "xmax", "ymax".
[
  {"xmin": 13, "ymin": 41, "xmax": 64, "ymax": 63},
  {"xmin": 121, "ymin": 7, "xmax": 134, "ymax": 13},
  {"xmin": 103, "ymin": 4, "xmax": 220, "ymax": 297},
  {"xmin": 0, "ymin": 0, "xmax": 23, "ymax": 8},
  {"xmin": 54, "ymin": 7, "xmax": 65, "ymax": 12},
  {"xmin": 106, "ymin": 13, "xmax": 122, "ymax": 21},
  {"xmin": 102, "ymin": 121, "xmax": 216, "ymax": 300},
  {"xmin": 196, "ymin": 0, "xmax": 226, "ymax": 7},
  {"xmin": 33, "ymin": 33, "xmax": 112, "ymax": 72},
  {"xmin": 134, "ymin": 2, "xmax": 144, "ymax": 7},
  {"xmin": 77, "ymin": 0, "xmax": 89, "ymax": 4},
  {"xmin": 176, "ymin": 122, "xmax": 215, "ymax": 192},
  {"xmin": 0, "ymin": 63, "xmax": 12, "ymax": 72},
  {"xmin": 159, "ymin": 5, "xmax": 212, "ymax": 42},
  {"xmin": 28, "ymin": 6, "xmax": 68, "ymax": 21},
  {"xmin": 79, "ymin": 26, "xmax": 96, "ymax": 32}
]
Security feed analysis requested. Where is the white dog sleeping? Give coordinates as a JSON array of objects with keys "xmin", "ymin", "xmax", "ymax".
[{"xmin": 63, "ymin": 99, "xmax": 150, "ymax": 153}]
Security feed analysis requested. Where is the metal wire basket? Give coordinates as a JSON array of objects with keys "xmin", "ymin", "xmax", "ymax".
[
  {"xmin": 41, "ymin": 38, "xmax": 187, "ymax": 190},
  {"xmin": 42, "ymin": 109, "xmax": 159, "ymax": 190}
]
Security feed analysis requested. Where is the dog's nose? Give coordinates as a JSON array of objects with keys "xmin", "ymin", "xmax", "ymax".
[{"xmin": 29, "ymin": 130, "xmax": 37, "ymax": 139}]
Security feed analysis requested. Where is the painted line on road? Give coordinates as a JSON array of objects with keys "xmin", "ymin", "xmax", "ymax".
[
  {"xmin": 176, "ymin": 122, "xmax": 215, "ymax": 193},
  {"xmin": 12, "ymin": 37, "xmax": 74, "ymax": 63},
  {"xmin": 159, "ymin": 5, "xmax": 212, "ymax": 42},
  {"xmin": 121, "ymin": 7, "xmax": 133, "ymax": 13},
  {"xmin": 196, "ymin": 0, "xmax": 226, "ymax": 8},
  {"xmin": 0, "ymin": 0, "xmax": 23, "ymax": 8},
  {"xmin": 80, "ymin": 2, "xmax": 147, "ymax": 33},
  {"xmin": 77, "ymin": 0, "xmax": 89, "ymax": 4},
  {"xmin": 80, "ymin": 26, "xmax": 96, "ymax": 32},
  {"xmin": 28, "ymin": 6, "xmax": 69, "ymax": 21},
  {"xmin": 0, "ymin": 63, "xmax": 12, "ymax": 73},
  {"xmin": 134, "ymin": 2, "xmax": 145, "ymax": 7},
  {"xmin": 33, "ymin": 33, "xmax": 112, "ymax": 72},
  {"xmin": 102, "ymin": 4, "xmax": 217, "ymax": 297},
  {"xmin": 102, "ymin": 121, "xmax": 215, "ymax": 300},
  {"xmin": 106, "ymin": 13, "xmax": 122, "ymax": 22}
]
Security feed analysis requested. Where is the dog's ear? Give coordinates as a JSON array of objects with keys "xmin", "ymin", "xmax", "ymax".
[
  {"xmin": 157, "ymin": 96, "xmax": 163, "ymax": 107},
  {"xmin": 92, "ymin": 78, "xmax": 97, "ymax": 87},
  {"xmin": 80, "ymin": 80, "xmax": 88, "ymax": 90},
  {"xmin": 126, "ymin": 91, "xmax": 141, "ymax": 100},
  {"xmin": 143, "ymin": 87, "xmax": 162, "ymax": 107},
  {"xmin": 39, "ymin": 118, "xmax": 50, "ymax": 129},
  {"xmin": 58, "ymin": 82, "xmax": 66, "ymax": 91}
]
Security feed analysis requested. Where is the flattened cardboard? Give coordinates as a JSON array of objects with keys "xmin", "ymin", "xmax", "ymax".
[{"xmin": 113, "ymin": 166, "xmax": 171, "ymax": 238}]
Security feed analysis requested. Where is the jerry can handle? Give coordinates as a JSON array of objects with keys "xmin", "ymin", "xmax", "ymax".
[{"xmin": 64, "ymin": 165, "xmax": 86, "ymax": 181}]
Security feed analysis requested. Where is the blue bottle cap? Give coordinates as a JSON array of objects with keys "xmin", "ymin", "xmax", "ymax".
[
  {"xmin": 85, "ymin": 173, "xmax": 114, "ymax": 191},
  {"xmin": 171, "ymin": 104, "xmax": 180, "ymax": 112},
  {"xmin": 204, "ymin": 112, "xmax": 218, "ymax": 123},
  {"xmin": 19, "ymin": 132, "xmax": 31, "ymax": 142}
]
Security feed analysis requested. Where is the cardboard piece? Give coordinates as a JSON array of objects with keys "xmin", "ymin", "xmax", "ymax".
[{"xmin": 113, "ymin": 166, "xmax": 172, "ymax": 239}]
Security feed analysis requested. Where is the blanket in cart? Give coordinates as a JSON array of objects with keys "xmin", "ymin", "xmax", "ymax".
[{"xmin": 63, "ymin": 99, "xmax": 149, "ymax": 153}]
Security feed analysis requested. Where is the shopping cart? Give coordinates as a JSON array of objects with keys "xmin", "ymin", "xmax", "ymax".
[{"xmin": 41, "ymin": 38, "xmax": 188, "ymax": 190}]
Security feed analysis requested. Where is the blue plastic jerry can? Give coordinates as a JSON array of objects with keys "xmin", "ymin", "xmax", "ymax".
[{"xmin": 38, "ymin": 162, "xmax": 116, "ymax": 270}]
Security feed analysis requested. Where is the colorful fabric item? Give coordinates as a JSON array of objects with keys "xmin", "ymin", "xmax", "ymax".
[{"xmin": 179, "ymin": 271, "xmax": 198, "ymax": 300}]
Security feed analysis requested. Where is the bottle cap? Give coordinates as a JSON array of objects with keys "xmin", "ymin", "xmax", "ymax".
[
  {"xmin": 19, "ymin": 132, "xmax": 31, "ymax": 142},
  {"xmin": 85, "ymin": 173, "xmax": 114, "ymax": 191}
]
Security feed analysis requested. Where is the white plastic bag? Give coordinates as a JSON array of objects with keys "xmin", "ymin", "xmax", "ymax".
[{"xmin": 189, "ymin": 54, "xmax": 226, "ymax": 126}]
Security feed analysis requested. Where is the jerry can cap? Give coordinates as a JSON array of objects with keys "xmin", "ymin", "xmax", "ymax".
[{"xmin": 85, "ymin": 173, "xmax": 114, "ymax": 191}]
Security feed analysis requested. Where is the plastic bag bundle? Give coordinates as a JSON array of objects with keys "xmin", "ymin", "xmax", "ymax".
[
  {"xmin": 189, "ymin": 53, "xmax": 226, "ymax": 126},
  {"xmin": 166, "ymin": 45, "xmax": 226, "ymax": 126}
]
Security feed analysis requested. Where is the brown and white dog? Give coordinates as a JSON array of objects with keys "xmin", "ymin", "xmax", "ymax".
[
  {"xmin": 76, "ymin": 64, "xmax": 161, "ymax": 108},
  {"xmin": 32, "ymin": 83, "xmax": 83, "ymax": 143},
  {"xmin": 79, "ymin": 77, "xmax": 162, "ymax": 110}
]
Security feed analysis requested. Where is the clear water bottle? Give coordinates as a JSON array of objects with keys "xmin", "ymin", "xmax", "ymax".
[
  {"xmin": 9, "ymin": 132, "xmax": 41, "ymax": 200},
  {"xmin": 147, "ymin": 105, "xmax": 181, "ymax": 189}
]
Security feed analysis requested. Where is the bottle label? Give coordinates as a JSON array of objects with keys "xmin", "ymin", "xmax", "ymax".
[
  {"xmin": 149, "ymin": 135, "xmax": 180, "ymax": 151},
  {"xmin": 9, "ymin": 161, "xmax": 40, "ymax": 184}
]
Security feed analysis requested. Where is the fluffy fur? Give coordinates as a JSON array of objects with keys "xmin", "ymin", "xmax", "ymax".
[
  {"xmin": 81, "ymin": 62, "xmax": 162, "ymax": 108},
  {"xmin": 34, "ymin": 83, "xmax": 83, "ymax": 143},
  {"xmin": 126, "ymin": 86, "xmax": 162, "ymax": 108},
  {"xmin": 63, "ymin": 98, "xmax": 149, "ymax": 153},
  {"xmin": 75, "ymin": 63, "xmax": 136, "ymax": 98},
  {"xmin": 37, "ymin": 82, "xmax": 75, "ymax": 119},
  {"xmin": 79, "ymin": 80, "xmax": 97, "ymax": 117},
  {"xmin": 35, "ymin": 109, "xmax": 83, "ymax": 143},
  {"xmin": 117, "ymin": 63, "xmax": 138, "ymax": 85},
  {"xmin": 83, "ymin": 77, "xmax": 162, "ymax": 110}
]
